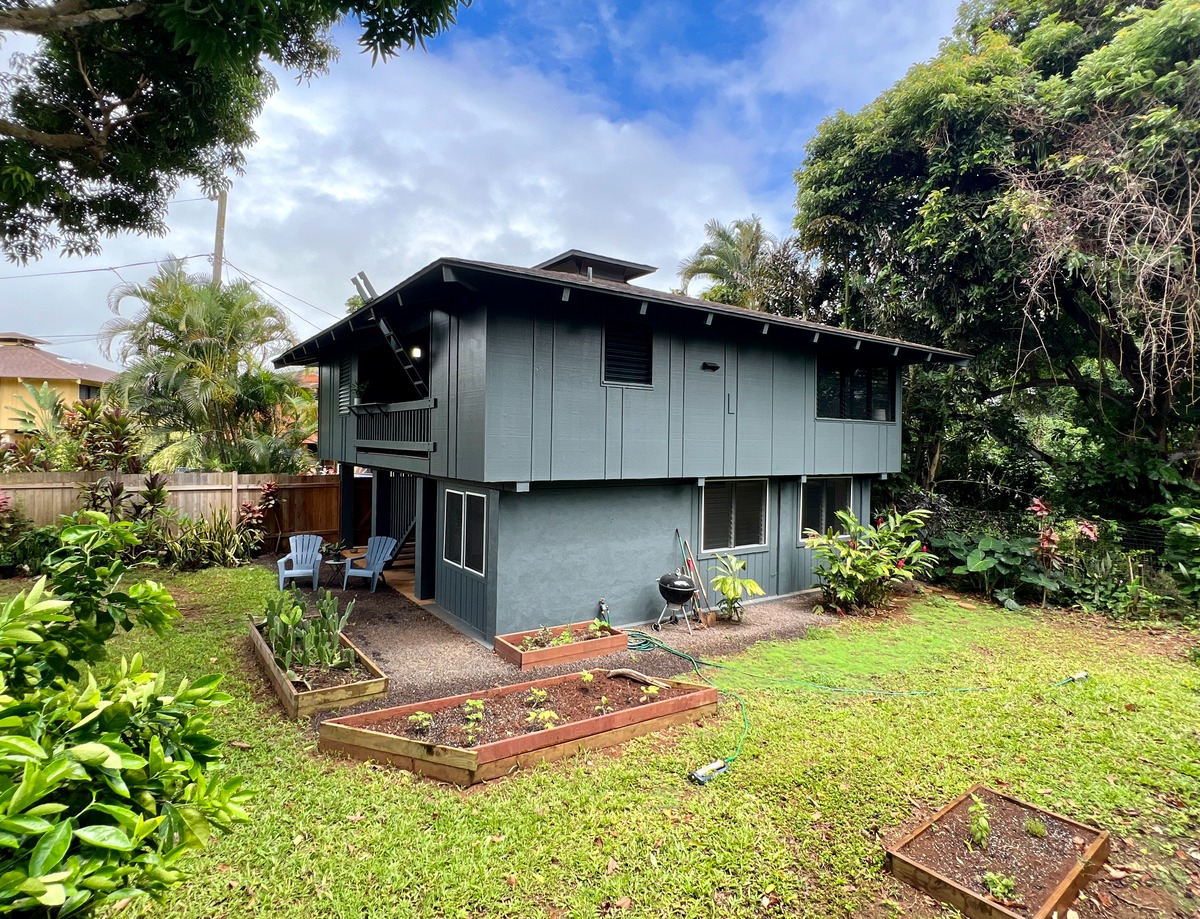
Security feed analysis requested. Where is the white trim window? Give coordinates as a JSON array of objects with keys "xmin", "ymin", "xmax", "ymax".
[
  {"xmin": 701, "ymin": 479, "xmax": 768, "ymax": 553},
  {"xmin": 801, "ymin": 477, "xmax": 852, "ymax": 537},
  {"xmin": 444, "ymin": 489, "xmax": 486, "ymax": 576}
]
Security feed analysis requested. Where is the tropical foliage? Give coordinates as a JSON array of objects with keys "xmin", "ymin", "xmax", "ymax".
[
  {"xmin": 3, "ymin": 385, "xmax": 144, "ymax": 474},
  {"xmin": 101, "ymin": 260, "xmax": 315, "ymax": 474},
  {"xmin": 792, "ymin": 0, "xmax": 1200, "ymax": 518},
  {"xmin": 0, "ymin": 517, "xmax": 248, "ymax": 915},
  {"xmin": 805, "ymin": 510, "xmax": 937, "ymax": 613},
  {"xmin": 678, "ymin": 216, "xmax": 819, "ymax": 313},
  {"xmin": 0, "ymin": 0, "xmax": 470, "ymax": 261}
]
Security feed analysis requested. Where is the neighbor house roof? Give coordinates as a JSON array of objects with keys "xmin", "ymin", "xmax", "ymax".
[
  {"xmin": 276, "ymin": 253, "xmax": 970, "ymax": 367},
  {"xmin": 0, "ymin": 337, "xmax": 115, "ymax": 385}
]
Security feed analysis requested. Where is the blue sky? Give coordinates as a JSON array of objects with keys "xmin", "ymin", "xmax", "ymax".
[{"xmin": 1, "ymin": 0, "xmax": 961, "ymax": 366}]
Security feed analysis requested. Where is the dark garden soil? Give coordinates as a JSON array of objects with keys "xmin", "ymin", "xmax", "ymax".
[
  {"xmin": 368, "ymin": 674, "xmax": 686, "ymax": 747},
  {"xmin": 899, "ymin": 787, "xmax": 1099, "ymax": 914},
  {"xmin": 878, "ymin": 800, "xmax": 1189, "ymax": 919},
  {"xmin": 287, "ymin": 660, "xmax": 373, "ymax": 691}
]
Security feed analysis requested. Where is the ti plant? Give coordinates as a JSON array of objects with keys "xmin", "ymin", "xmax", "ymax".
[
  {"xmin": 967, "ymin": 794, "xmax": 991, "ymax": 850},
  {"xmin": 708, "ymin": 553, "xmax": 764, "ymax": 621},
  {"xmin": 260, "ymin": 587, "xmax": 356, "ymax": 672}
]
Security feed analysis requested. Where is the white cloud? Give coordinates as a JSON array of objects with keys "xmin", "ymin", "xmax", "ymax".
[{"xmin": 0, "ymin": 2, "xmax": 965, "ymax": 367}]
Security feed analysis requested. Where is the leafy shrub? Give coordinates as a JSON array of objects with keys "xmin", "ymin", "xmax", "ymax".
[
  {"xmin": 0, "ymin": 492, "xmax": 33, "ymax": 576},
  {"xmin": 260, "ymin": 587, "xmax": 354, "ymax": 673},
  {"xmin": 77, "ymin": 474, "xmax": 175, "ymax": 565},
  {"xmin": 936, "ymin": 499, "xmax": 1176, "ymax": 618},
  {"xmin": 40, "ymin": 513, "xmax": 179, "ymax": 685},
  {"xmin": 8, "ymin": 527, "xmax": 61, "ymax": 579},
  {"xmin": 932, "ymin": 532, "xmax": 1039, "ymax": 608},
  {"xmin": 708, "ymin": 554, "xmax": 764, "ymax": 621},
  {"xmin": 1162, "ymin": 505, "xmax": 1200, "ymax": 600},
  {"xmin": 164, "ymin": 509, "xmax": 259, "ymax": 571},
  {"xmin": 0, "ymin": 558, "xmax": 246, "ymax": 913},
  {"xmin": 805, "ymin": 510, "xmax": 936, "ymax": 612}
]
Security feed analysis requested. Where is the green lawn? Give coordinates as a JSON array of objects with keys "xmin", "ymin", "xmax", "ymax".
[{"xmin": 9, "ymin": 569, "xmax": 1197, "ymax": 918}]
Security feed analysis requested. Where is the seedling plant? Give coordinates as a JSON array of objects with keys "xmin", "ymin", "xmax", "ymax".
[{"xmin": 967, "ymin": 794, "xmax": 990, "ymax": 850}]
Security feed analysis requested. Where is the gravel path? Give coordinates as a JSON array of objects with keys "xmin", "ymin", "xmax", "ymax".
[{"xmin": 261, "ymin": 557, "xmax": 824, "ymax": 721}]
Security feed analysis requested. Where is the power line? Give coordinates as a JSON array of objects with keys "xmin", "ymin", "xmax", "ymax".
[
  {"xmin": 0, "ymin": 253, "xmax": 211, "ymax": 282},
  {"xmin": 223, "ymin": 258, "xmax": 343, "ymax": 321},
  {"xmin": 224, "ymin": 263, "xmax": 325, "ymax": 333}
]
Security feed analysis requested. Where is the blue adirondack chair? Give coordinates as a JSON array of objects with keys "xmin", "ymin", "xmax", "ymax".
[
  {"xmin": 278, "ymin": 534, "xmax": 323, "ymax": 591},
  {"xmin": 342, "ymin": 536, "xmax": 398, "ymax": 593}
]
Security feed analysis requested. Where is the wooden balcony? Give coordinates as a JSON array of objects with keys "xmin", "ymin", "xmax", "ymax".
[{"xmin": 353, "ymin": 398, "xmax": 435, "ymax": 456}]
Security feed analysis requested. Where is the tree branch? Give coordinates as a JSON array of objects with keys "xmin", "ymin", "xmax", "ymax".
[
  {"xmin": 0, "ymin": 117, "xmax": 94, "ymax": 151},
  {"xmin": 0, "ymin": 2, "xmax": 148, "ymax": 35}
]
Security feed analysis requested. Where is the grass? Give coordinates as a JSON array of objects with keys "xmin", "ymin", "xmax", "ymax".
[{"xmin": 4, "ymin": 571, "xmax": 1198, "ymax": 918}]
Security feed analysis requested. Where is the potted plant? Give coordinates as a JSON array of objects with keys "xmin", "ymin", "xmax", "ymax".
[{"xmin": 709, "ymin": 554, "xmax": 764, "ymax": 621}]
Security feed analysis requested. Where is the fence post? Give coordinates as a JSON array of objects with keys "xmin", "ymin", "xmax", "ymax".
[{"xmin": 230, "ymin": 470, "xmax": 239, "ymax": 520}]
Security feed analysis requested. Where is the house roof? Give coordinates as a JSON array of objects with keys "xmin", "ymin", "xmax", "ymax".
[
  {"xmin": 275, "ymin": 254, "xmax": 971, "ymax": 367},
  {"xmin": 0, "ymin": 338, "xmax": 115, "ymax": 386},
  {"xmin": 532, "ymin": 250, "xmax": 658, "ymax": 282},
  {"xmin": 0, "ymin": 332, "xmax": 49, "ymax": 346}
]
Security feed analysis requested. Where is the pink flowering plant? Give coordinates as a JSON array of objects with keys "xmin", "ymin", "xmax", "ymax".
[{"xmin": 805, "ymin": 509, "xmax": 937, "ymax": 613}]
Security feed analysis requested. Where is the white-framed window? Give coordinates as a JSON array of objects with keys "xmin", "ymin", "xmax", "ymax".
[
  {"xmin": 801, "ymin": 477, "xmax": 852, "ymax": 537},
  {"xmin": 603, "ymin": 319, "xmax": 653, "ymax": 386},
  {"xmin": 701, "ymin": 479, "xmax": 768, "ymax": 552},
  {"xmin": 444, "ymin": 489, "xmax": 486, "ymax": 576}
]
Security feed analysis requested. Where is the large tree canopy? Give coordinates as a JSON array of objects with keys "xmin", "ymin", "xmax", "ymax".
[
  {"xmin": 794, "ymin": 0, "xmax": 1200, "ymax": 513},
  {"xmin": 0, "ymin": 0, "xmax": 468, "ymax": 261}
]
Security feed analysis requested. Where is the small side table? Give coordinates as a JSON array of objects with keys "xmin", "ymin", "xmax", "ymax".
[{"xmin": 323, "ymin": 557, "xmax": 352, "ymax": 588}]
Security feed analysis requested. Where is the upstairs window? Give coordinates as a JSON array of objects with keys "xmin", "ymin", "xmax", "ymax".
[
  {"xmin": 801, "ymin": 477, "xmax": 852, "ymax": 536},
  {"xmin": 817, "ymin": 361, "xmax": 894, "ymax": 421},
  {"xmin": 603, "ymin": 320, "xmax": 652, "ymax": 386},
  {"xmin": 702, "ymin": 479, "xmax": 767, "ymax": 552}
]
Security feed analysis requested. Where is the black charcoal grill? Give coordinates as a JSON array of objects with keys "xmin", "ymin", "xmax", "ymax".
[{"xmin": 655, "ymin": 571, "xmax": 697, "ymax": 634}]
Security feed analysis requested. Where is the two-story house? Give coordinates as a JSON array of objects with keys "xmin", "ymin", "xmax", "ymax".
[{"xmin": 275, "ymin": 251, "xmax": 967, "ymax": 641}]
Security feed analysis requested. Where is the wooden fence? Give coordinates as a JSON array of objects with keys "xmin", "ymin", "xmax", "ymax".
[{"xmin": 0, "ymin": 472, "xmax": 340, "ymax": 541}]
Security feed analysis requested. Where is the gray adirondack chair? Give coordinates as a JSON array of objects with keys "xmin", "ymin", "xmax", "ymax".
[
  {"xmin": 278, "ymin": 534, "xmax": 323, "ymax": 591},
  {"xmin": 342, "ymin": 536, "xmax": 398, "ymax": 592}
]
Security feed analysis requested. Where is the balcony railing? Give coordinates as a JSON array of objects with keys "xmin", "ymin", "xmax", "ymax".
[{"xmin": 354, "ymin": 398, "xmax": 434, "ymax": 452}]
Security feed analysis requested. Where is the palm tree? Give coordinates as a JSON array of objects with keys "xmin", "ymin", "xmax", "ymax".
[
  {"xmin": 678, "ymin": 216, "xmax": 778, "ymax": 309},
  {"xmin": 101, "ymin": 259, "xmax": 314, "ymax": 473}
]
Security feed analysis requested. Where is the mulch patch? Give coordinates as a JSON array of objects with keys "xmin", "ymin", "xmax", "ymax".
[
  {"xmin": 898, "ymin": 787, "xmax": 1099, "ymax": 914},
  {"xmin": 367, "ymin": 674, "xmax": 685, "ymax": 748}
]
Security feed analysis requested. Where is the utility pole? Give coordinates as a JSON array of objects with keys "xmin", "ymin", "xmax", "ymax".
[{"xmin": 212, "ymin": 188, "xmax": 228, "ymax": 286}]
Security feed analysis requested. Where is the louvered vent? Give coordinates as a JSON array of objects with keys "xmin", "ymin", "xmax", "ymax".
[
  {"xmin": 603, "ymin": 320, "xmax": 652, "ymax": 385},
  {"xmin": 338, "ymin": 355, "xmax": 353, "ymax": 413}
]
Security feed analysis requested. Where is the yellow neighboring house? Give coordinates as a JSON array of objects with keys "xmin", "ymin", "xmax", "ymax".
[{"xmin": 0, "ymin": 332, "xmax": 115, "ymax": 437}]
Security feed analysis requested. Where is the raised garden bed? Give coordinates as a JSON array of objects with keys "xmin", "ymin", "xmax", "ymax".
[
  {"xmin": 319, "ymin": 668, "xmax": 718, "ymax": 785},
  {"xmin": 248, "ymin": 621, "xmax": 389, "ymax": 719},
  {"xmin": 885, "ymin": 784, "xmax": 1110, "ymax": 919},
  {"xmin": 493, "ymin": 621, "xmax": 627, "ymax": 670}
]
